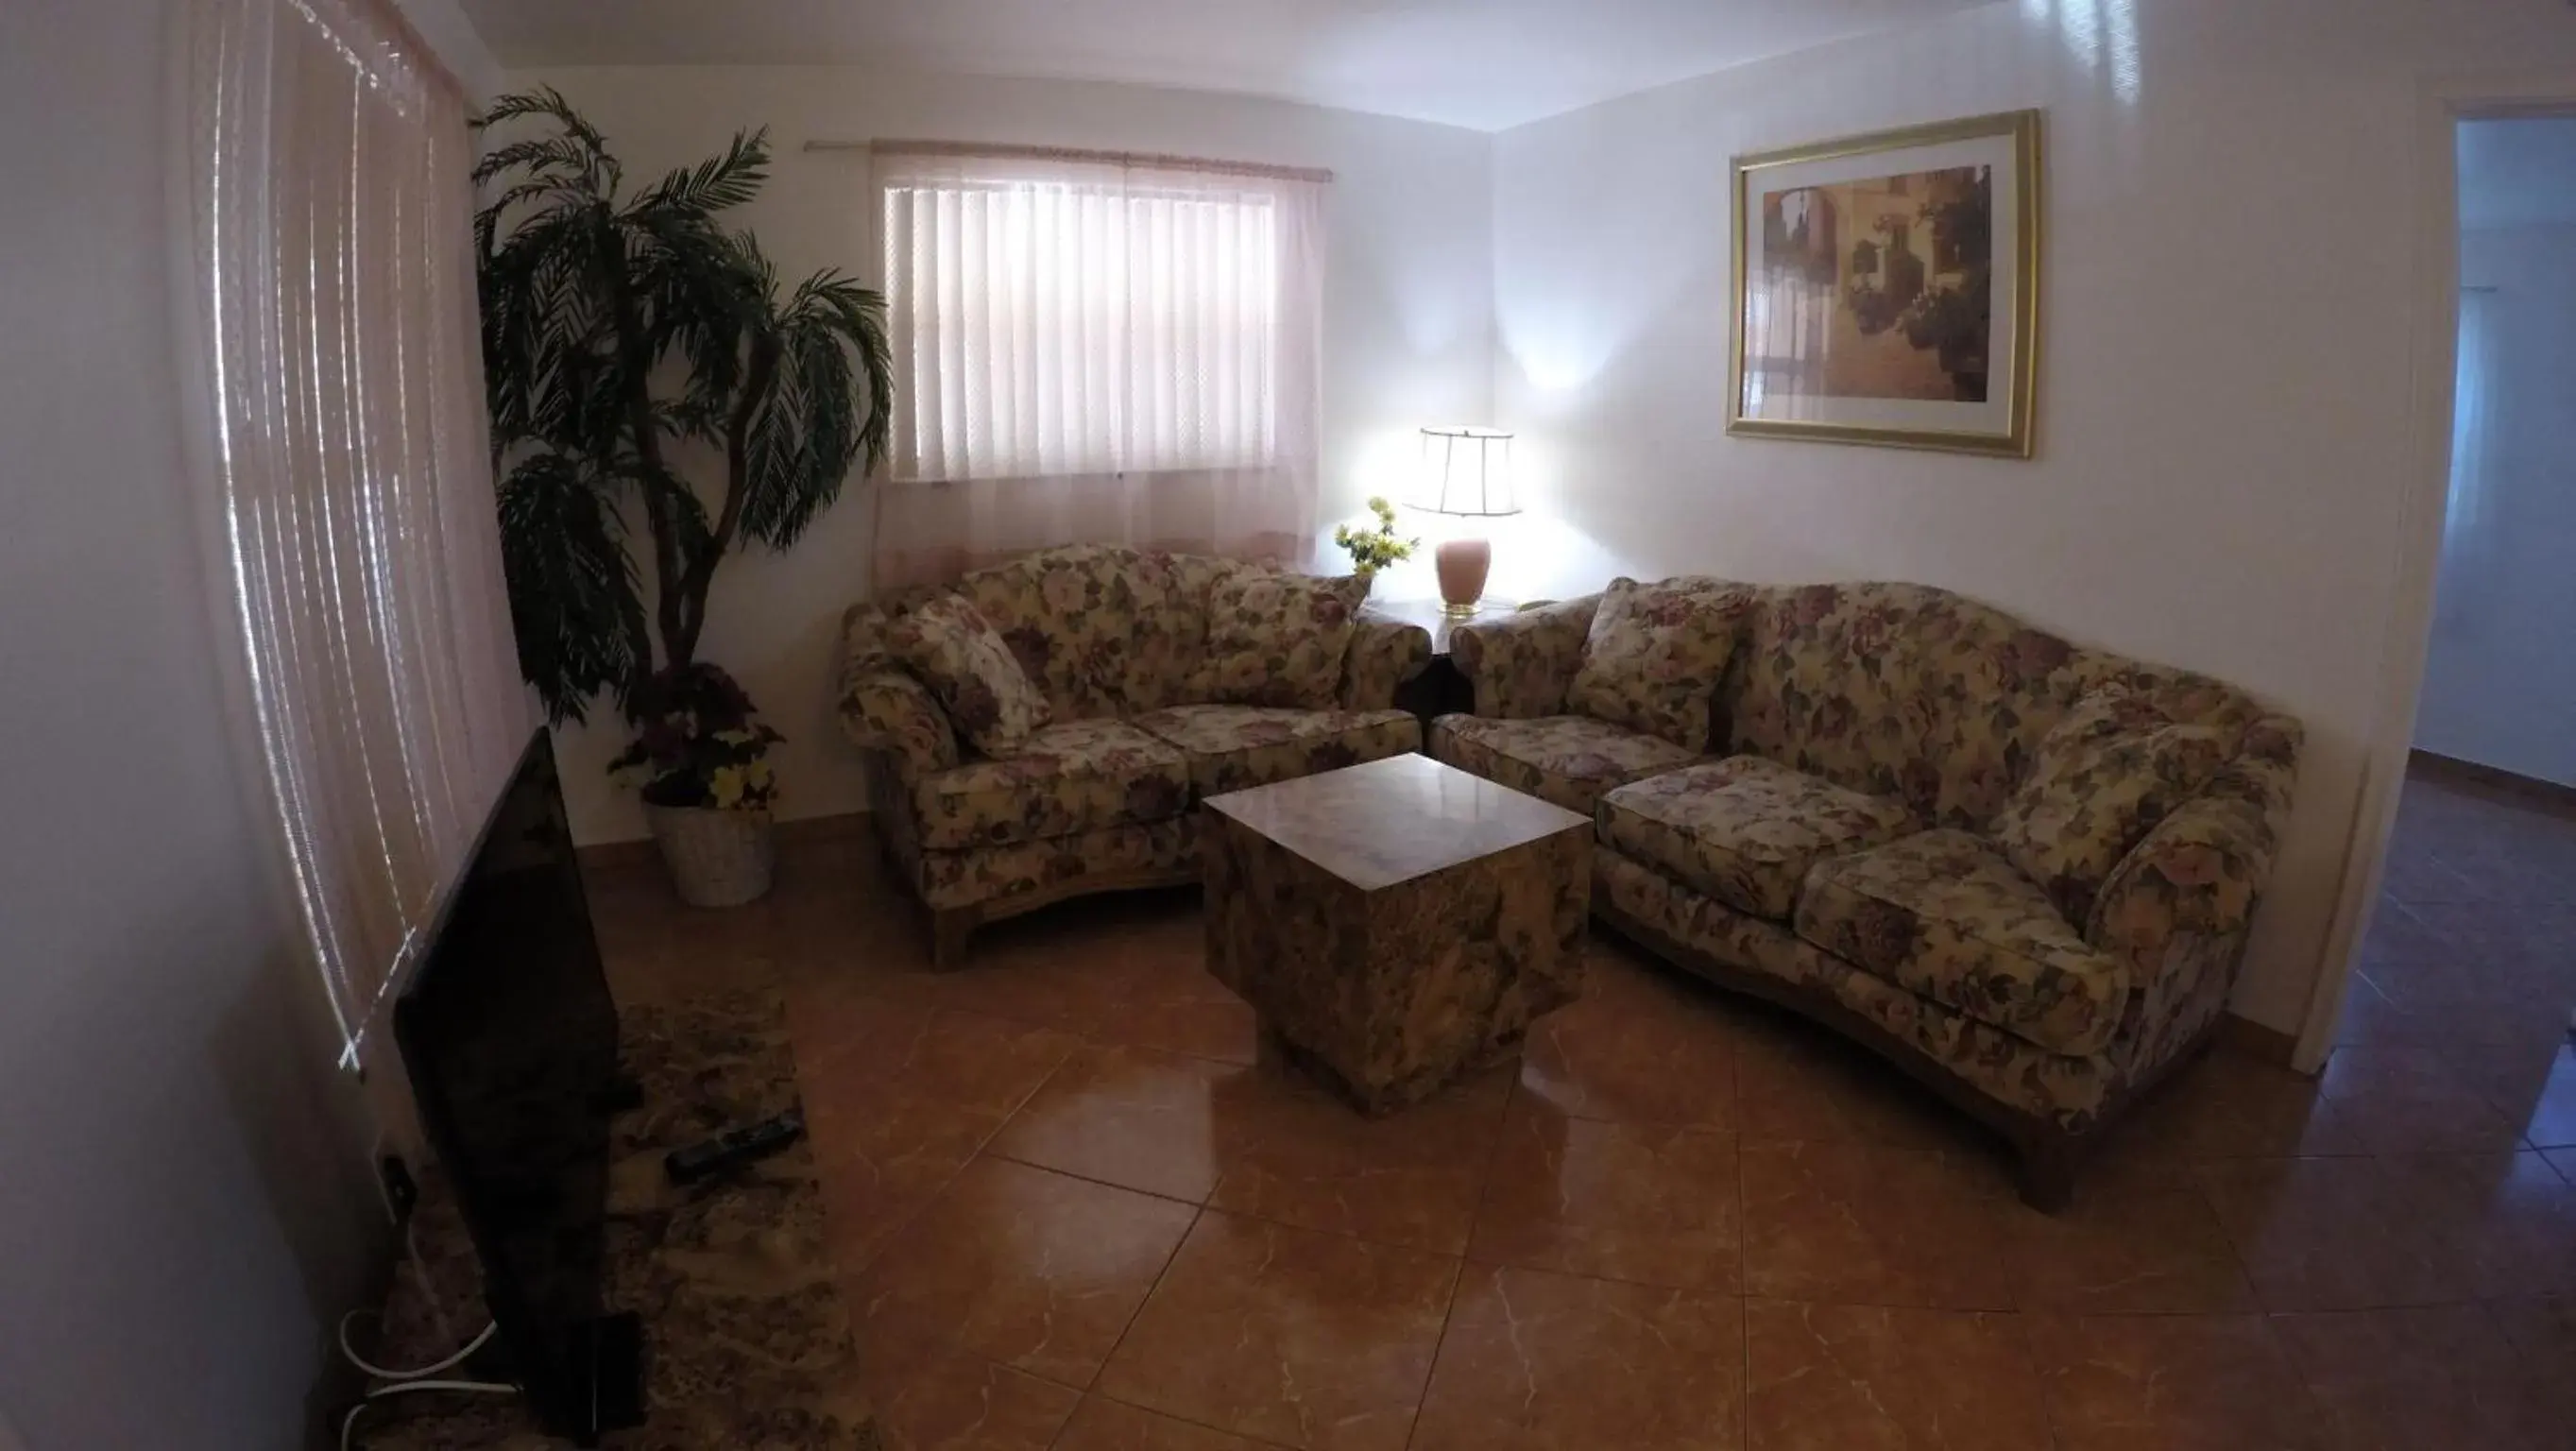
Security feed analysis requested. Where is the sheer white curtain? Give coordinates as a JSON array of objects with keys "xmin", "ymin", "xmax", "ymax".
[
  {"xmin": 2434, "ymin": 288, "xmax": 2499, "ymax": 632},
  {"xmin": 872, "ymin": 145, "xmax": 1326, "ymax": 589},
  {"xmin": 187, "ymin": 0, "xmax": 533, "ymax": 1066}
]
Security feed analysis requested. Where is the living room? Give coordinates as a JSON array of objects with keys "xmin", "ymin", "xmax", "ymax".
[{"xmin": 6, "ymin": 1, "xmax": 2574, "ymax": 1448}]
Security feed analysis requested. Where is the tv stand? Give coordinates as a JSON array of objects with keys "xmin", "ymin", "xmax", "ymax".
[{"xmin": 563, "ymin": 1311, "xmax": 646, "ymax": 1445}]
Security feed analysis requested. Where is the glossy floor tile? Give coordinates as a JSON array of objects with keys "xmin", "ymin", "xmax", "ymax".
[
  {"xmin": 1206, "ymin": 1064, "xmax": 1509, "ymax": 1254},
  {"xmin": 1412, "ymin": 1265, "xmax": 1743, "ymax": 1450},
  {"xmin": 1096, "ymin": 1210, "xmax": 1458, "ymax": 1451},
  {"xmin": 853, "ymin": 1155, "xmax": 1198, "ymax": 1387},
  {"xmin": 2273, "ymin": 1304, "xmax": 2570, "ymax": 1451},
  {"xmin": 1468, "ymin": 1100, "xmax": 1743, "ymax": 1290},
  {"xmin": 2025, "ymin": 1312, "xmax": 2326, "ymax": 1450},
  {"xmin": 1744, "ymin": 1300, "xmax": 2051, "ymax": 1450},
  {"xmin": 1741, "ymin": 1141, "xmax": 2017, "ymax": 1309},
  {"xmin": 575, "ymin": 761, "xmax": 2576, "ymax": 1449}
]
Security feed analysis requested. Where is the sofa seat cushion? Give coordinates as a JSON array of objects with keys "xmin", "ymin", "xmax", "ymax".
[
  {"xmin": 912, "ymin": 719, "xmax": 1192, "ymax": 851},
  {"xmin": 1429, "ymin": 713, "xmax": 1701, "ymax": 815},
  {"xmin": 1794, "ymin": 829, "xmax": 2131, "ymax": 1057},
  {"xmin": 1599, "ymin": 756, "xmax": 1916, "ymax": 921},
  {"xmin": 1130, "ymin": 705, "xmax": 1421, "ymax": 796}
]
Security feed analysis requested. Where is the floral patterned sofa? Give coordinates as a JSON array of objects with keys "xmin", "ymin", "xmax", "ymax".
[
  {"xmin": 836, "ymin": 545, "xmax": 1432, "ymax": 965},
  {"xmin": 1434, "ymin": 579, "xmax": 2303, "ymax": 1208}
]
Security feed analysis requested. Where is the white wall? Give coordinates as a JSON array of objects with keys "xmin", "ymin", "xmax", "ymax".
[
  {"xmin": 511, "ymin": 66, "xmax": 1498, "ymax": 844},
  {"xmin": 2414, "ymin": 125, "xmax": 2576, "ymax": 786},
  {"xmin": 392, "ymin": 0, "xmax": 503, "ymax": 95},
  {"xmin": 1489, "ymin": 0, "xmax": 2576, "ymax": 1033},
  {"xmin": 0, "ymin": 2, "xmax": 385, "ymax": 1444}
]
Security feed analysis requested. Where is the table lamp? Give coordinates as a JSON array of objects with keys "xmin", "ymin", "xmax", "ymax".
[{"xmin": 1411, "ymin": 426, "xmax": 1518, "ymax": 618}]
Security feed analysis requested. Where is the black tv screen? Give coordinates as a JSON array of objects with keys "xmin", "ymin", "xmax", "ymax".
[{"xmin": 395, "ymin": 727, "xmax": 637, "ymax": 1439}]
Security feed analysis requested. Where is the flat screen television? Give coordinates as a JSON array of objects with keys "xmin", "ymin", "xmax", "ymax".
[{"xmin": 394, "ymin": 727, "xmax": 643, "ymax": 1442}]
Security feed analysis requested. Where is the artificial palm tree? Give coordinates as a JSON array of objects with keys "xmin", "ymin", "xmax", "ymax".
[{"xmin": 474, "ymin": 88, "xmax": 894, "ymax": 725}]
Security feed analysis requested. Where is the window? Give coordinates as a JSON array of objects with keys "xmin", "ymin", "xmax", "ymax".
[
  {"xmin": 871, "ymin": 144, "xmax": 1327, "ymax": 588},
  {"xmin": 187, "ymin": 0, "xmax": 534, "ymax": 1066}
]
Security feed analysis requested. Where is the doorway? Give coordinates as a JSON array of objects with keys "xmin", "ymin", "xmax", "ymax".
[{"xmin": 2326, "ymin": 115, "xmax": 2576, "ymax": 1155}]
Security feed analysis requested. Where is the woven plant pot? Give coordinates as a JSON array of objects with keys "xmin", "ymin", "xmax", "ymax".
[{"xmin": 644, "ymin": 804, "xmax": 776, "ymax": 908}]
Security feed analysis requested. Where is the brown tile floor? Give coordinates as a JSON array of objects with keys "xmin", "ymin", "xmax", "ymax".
[{"xmin": 587, "ymin": 766, "xmax": 2576, "ymax": 1451}]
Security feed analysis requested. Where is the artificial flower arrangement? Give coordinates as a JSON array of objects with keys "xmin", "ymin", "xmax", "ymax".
[
  {"xmin": 608, "ymin": 662, "xmax": 784, "ymax": 811},
  {"xmin": 1333, "ymin": 495, "xmax": 1419, "ymax": 578}
]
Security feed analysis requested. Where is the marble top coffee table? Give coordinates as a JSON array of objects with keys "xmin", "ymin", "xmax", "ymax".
[{"xmin": 1201, "ymin": 754, "xmax": 1592, "ymax": 1115}]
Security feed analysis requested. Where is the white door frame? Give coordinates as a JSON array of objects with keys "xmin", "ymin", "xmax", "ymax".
[{"xmin": 2290, "ymin": 76, "xmax": 2576, "ymax": 1072}]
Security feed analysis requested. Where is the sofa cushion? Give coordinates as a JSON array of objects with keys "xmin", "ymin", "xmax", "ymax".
[
  {"xmin": 1429, "ymin": 713, "xmax": 1702, "ymax": 816},
  {"xmin": 1130, "ymin": 705, "xmax": 1421, "ymax": 797},
  {"xmin": 911, "ymin": 719, "xmax": 1191, "ymax": 851},
  {"xmin": 1203, "ymin": 568, "xmax": 1370, "ymax": 709},
  {"xmin": 889, "ymin": 594, "xmax": 1052, "ymax": 757},
  {"xmin": 1794, "ymin": 829, "xmax": 2130, "ymax": 1057},
  {"xmin": 1725, "ymin": 582, "xmax": 2091, "ymax": 830},
  {"xmin": 1566, "ymin": 576, "xmax": 1751, "ymax": 751},
  {"xmin": 1991, "ymin": 691, "xmax": 2241, "ymax": 925},
  {"xmin": 1599, "ymin": 756, "xmax": 1916, "ymax": 921}
]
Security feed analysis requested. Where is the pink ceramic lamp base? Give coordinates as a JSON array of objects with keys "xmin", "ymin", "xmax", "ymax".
[{"xmin": 1434, "ymin": 537, "xmax": 1492, "ymax": 618}]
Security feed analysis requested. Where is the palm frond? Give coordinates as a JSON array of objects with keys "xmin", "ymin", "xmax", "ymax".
[
  {"xmin": 471, "ymin": 135, "xmax": 592, "ymax": 190},
  {"xmin": 633, "ymin": 216, "xmax": 764, "ymax": 407},
  {"xmin": 738, "ymin": 272, "xmax": 894, "ymax": 550},
  {"xmin": 480, "ymin": 208, "xmax": 612, "ymax": 450},
  {"xmin": 626, "ymin": 128, "xmax": 771, "ymax": 219},
  {"xmin": 474, "ymin": 179, "xmax": 588, "ymax": 256},
  {"xmin": 473, "ymin": 85, "xmax": 591, "ymax": 137},
  {"xmin": 474, "ymin": 87, "xmax": 621, "ymax": 196},
  {"xmin": 497, "ymin": 452, "xmax": 644, "ymax": 724}
]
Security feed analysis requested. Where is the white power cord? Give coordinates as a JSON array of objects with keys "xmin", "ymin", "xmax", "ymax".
[
  {"xmin": 336, "ymin": 1147, "xmax": 520, "ymax": 1447},
  {"xmin": 337, "ymin": 1379, "xmax": 519, "ymax": 1451},
  {"xmin": 336, "ymin": 1308, "xmax": 498, "ymax": 1381}
]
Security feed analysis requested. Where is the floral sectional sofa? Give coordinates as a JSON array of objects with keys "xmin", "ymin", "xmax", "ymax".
[
  {"xmin": 1433, "ymin": 579, "xmax": 2303, "ymax": 1208},
  {"xmin": 836, "ymin": 545, "xmax": 1432, "ymax": 965}
]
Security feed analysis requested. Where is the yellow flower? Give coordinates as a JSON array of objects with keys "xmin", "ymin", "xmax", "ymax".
[{"xmin": 709, "ymin": 765, "xmax": 746, "ymax": 809}]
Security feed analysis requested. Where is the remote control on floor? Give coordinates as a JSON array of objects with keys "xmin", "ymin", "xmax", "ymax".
[{"xmin": 664, "ymin": 1105, "xmax": 806, "ymax": 1185}]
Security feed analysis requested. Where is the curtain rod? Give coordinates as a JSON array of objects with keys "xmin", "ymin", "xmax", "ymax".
[{"xmin": 803, "ymin": 138, "xmax": 1333, "ymax": 184}]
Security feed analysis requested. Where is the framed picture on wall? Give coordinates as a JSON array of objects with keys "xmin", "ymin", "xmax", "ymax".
[{"xmin": 1728, "ymin": 109, "xmax": 2041, "ymax": 457}]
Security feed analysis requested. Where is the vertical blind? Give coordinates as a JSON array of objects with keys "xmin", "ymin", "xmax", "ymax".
[
  {"xmin": 188, "ymin": 0, "xmax": 534, "ymax": 1066},
  {"xmin": 871, "ymin": 145, "xmax": 1326, "ymax": 589}
]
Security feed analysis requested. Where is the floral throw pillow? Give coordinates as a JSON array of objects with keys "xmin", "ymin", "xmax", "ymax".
[
  {"xmin": 1203, "ymin": 567, "xmax": 1370, "ymax": 709},
  {"xmin": 1564, "ymin": 576, "xmax": 1750, "ymax": 751},
  {"xmin": 1992, "ymin": 691, "xmax": 2240, "ymax": 925},
  {"xmin": 888, "ymin": 593, "xmax": 1051, "ymax": 758}
]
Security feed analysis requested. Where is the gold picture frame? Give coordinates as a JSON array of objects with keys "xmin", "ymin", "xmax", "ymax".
[{"xmin": 1727, "ymin": 109, "xmax": 2041, "ymax": 457}]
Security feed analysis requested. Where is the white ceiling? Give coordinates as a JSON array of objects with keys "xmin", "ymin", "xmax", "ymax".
[{"xmin": 457, "ymin": 0, "xmax": 1990, "ymax": 132}]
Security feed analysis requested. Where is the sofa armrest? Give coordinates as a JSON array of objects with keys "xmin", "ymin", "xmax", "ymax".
[
  {"xmin": 1340, "ymin": 617, "xmax": 1434, "ymax": 710},
  {"xmin": 836, "ymin": 602, "xmax": 960, "ymax": 781},
  {"xmin": 2087, "ymin": 713, "xmax": 2304, "ymax": 1070},
  {"xmin": 1446, "ymin": 594, "xmax": 1601, "ymax": 718}
]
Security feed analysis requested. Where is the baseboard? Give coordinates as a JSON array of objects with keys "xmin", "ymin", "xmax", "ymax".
[
  {"xmin": 2218, "ymin": 1011, "xmax": 2301, "ymax": 1067},
  {"xmin": 2408, "ymin": 748, "xmax": 2576, "ymax": 816},
  {"xmin": 575, "ymin": 810, "xmax": 873, "ymax": 874}
]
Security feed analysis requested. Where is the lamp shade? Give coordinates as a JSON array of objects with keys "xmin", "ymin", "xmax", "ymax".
[{"xmin": 1411, "ymin": 426, "xmax": 1518, "ymax": 518}]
